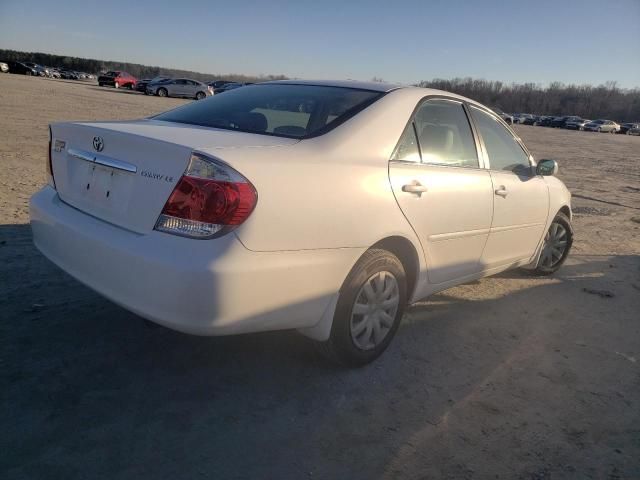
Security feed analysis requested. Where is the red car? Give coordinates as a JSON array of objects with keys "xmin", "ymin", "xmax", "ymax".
[{"xmin": 98, "ymin": 71, "xmax": 137, "ymax": 89}]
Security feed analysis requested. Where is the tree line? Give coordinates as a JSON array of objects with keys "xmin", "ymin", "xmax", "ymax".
[
  {"xmin": 2, "ymin": 50, "xmax": 638, "ymax": 121},
  {"xmin": 417, "ymin": 78, "xmax": 640, "ymax": 122},
  {"xmin": 0, "ymin": 49, "xmax": 287, "ymax": 84}
]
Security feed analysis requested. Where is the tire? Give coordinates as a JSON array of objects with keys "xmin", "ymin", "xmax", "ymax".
[
  {"xmin": 98, "ymin": 82, "xmax": 103, "ymax": 87},
  {"xmin": 315, "ymin": 249, "xmax": 407, "ymax": 366},
  {"xmin": 114, "ymin": 82, "xmax": 119, "ymax": 89},
  {"xmin": 529, "ymin": 212, "xmax": 573, "ymax": 276},
  {"xmin": 597, "ymin": 127, "xmax": 602, "ymax": 133},
  {"xmin": 127, "ymin": 83, "xmax": 134, "ymax": 90},
  {"xmin": 157, "ymin": 88, "xmax": 168, "ymax": 98},
  {"xmin": 195, "ymin": 91, "xmax": 206, "ymax": 100}
]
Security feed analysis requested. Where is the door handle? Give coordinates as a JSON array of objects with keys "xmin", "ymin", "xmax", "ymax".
[
  {"xmin": 495, "ymin": 186, "xmax": 508, "ymax": 197},
  {"xmin": 402, "ymin": 182, "xmax": 428, "ymax": 195}
]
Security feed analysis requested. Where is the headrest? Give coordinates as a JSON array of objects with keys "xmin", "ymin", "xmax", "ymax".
[{"xmin": 419, "ymin": 124, "xmax": 454, "ymax": 154}]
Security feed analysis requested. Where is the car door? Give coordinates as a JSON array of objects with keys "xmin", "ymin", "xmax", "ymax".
[
  {"xmin": 469, "ymin": 106, "xmax": 549, "ymax": 269},
  {"xmin": 170, "ymin": 79, "xmax": 187, "ymax": 97},
  {"xmin": 185, "ymin": 80, "xmax": 199, "ymax": 98},
  {"xmin": 389, "ymin": 98, "xmax": 494, "ymax": 285}
]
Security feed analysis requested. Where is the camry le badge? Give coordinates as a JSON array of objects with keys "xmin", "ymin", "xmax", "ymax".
[{"xmin": 93, "ymin": 136, "xmax": 104, "ymax": 152}]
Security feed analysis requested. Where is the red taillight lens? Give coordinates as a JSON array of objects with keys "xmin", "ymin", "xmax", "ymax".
[{"xmin": 155, "ymin": 153, "xmax": 257, "ymax": 239}]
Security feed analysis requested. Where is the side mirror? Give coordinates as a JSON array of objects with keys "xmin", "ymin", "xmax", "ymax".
[{"xmin": 536, "ymin": 159, "xmax": 558, "ymax": 176}]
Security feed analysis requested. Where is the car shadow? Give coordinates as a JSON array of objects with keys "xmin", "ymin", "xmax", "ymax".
[{"xmin": 2, "ymin": 222, "xmax": 639, "ymax": 479}]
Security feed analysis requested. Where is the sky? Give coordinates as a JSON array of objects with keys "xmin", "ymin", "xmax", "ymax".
[{"xmin": 1, "ymin": 0, "xmax": 639, "ymax": 87}]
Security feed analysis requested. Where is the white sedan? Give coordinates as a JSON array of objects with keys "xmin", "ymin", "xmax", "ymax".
[{"xmin": 30, "ymin": 80, "xmax": 573, "ymax": 366}]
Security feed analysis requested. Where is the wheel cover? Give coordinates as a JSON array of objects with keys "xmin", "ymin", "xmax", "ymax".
[
  {"xmin": 349, "ymin": 271, "xmax": 400, "ymax": 351},
  {"xmin": 540, "ymin": 222, "xmax": 568, "ymax": 268}
]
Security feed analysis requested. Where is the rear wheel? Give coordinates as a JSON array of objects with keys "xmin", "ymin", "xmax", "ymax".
[
  {"xmin": 114, "ymin": 81, "xmax": 119, "ymax": 89},
  {"xmin": 157, "ymin": 88, "xmax": 168, "ymax": 97},
  {"xmin": 316, "ymin": 249, "xmax": 407, "ymax": 366},
  {"xmin": 529, "ymin": 212, "xmax": 572, "ymax": 275}
]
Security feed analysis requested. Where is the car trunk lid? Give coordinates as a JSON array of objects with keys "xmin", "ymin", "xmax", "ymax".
[{"xmin": 50, "ymin": 119, "xmax": 299, "ymax": 234}]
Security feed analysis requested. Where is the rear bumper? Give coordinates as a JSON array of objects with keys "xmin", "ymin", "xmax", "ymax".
[{"xmin": 30, "ymin": 187, "xmax": 360, "ymax": 336}]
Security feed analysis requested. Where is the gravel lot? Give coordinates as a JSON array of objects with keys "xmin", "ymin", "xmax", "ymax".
[{"xmin": 1, "ymin": 74, "xmax": 639, "ymax": 480}]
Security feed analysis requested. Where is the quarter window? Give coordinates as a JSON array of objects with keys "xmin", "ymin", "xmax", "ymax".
[{"xmin": 471, "ymin": 106, "xmax": 531, "ymax": 173}]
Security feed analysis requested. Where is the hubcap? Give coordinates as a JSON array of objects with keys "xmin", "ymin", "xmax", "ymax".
[
  {"xmin": 540, "ymin": 222, "xmax": 568, "ymax": 268},
  {"xmin": 350, "ymin": 271, "xmax": 400, "ymax": 351}
]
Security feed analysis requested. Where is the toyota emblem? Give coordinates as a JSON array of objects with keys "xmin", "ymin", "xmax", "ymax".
[{"xmin": 93, "ymin": 136, "xmax": 104, "ymax": 152}]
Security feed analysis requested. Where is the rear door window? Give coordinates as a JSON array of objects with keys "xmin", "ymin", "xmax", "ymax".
[{"xmin": 392, "ymin": 99, "xmax": 478, "ymax": 167}]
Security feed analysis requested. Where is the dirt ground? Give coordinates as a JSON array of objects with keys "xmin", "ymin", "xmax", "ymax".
[{"xmin": 1, "ymin": 74, "xmax": 639, "ymax": 480}]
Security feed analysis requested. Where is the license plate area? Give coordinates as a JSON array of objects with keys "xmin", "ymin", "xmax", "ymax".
[{"xmin": 66, "ymin": 152, "xmax": 136, "ymax": 216}]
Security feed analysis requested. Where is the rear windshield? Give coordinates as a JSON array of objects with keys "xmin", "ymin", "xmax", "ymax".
[{"xmin": 153, "ymin": 84, "xmax": 384, "ymax": 138}]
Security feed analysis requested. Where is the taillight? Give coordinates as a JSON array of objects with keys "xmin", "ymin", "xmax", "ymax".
[
  {"xmin": 154, "ymin": 152, "xmax": 257, "ymax": 239},
  {"xmin": 47, "ymin": 126, "xmax": 56, "ymax": 189}
]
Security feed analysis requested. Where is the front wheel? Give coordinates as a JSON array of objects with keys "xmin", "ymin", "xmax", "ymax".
[
  {"xmin": 195, "ymin": 91, "xmax": 206, "ymax": 100},
  {"xmin": 114, "ymin": 82, "xmax": 119, "ymax": 89},
  {"xmin": 315, "ymin": 249, "xmax": 407, "ymax": 366},
  {"xmin": 157, "ymin": 88, "xmax": 168, "ymax": 97},
  {"xmin": 530, "ymin": 212, "xmax": 573, "ymax": 275}
]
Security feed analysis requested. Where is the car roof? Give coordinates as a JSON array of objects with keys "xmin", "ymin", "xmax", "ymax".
[{"xmin": 261, "ymin": 79, "xmax": 404, "ymax": 92}]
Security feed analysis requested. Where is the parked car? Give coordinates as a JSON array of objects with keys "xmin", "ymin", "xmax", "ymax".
[
  {"xmin": 22, "ymin": 62, "xmax": 50, "ymax": 77},
  {"xmin": 537, "ymin": 116, "xmax": 555, "ymax": 127},
  {"xmin": 490, "ymin": 107, "xmax": 513, "ymax": 124},
  {"xmin": 136, "ymin": 76, "xmax": 172, "ymax": 94},
  {"xmin": 59, "ymin": 70, "xmax": 79, "ymax": 80},
  {"xmin": 0, "ymin": 62, "xmax": 8, "ymax": 73},
  {"xmin": 98, "ymin": 71, "xmax": 137, "ymax": 89},
  {"xmin": 627, "ymin": 125, "xmax": 640, "ymax": 136},
  {"xmin": 6, "ymin": 61, "xmax": 38, "ymax": 76},
  {"xmin": 618, "ymin": 123, "xmax": 640, "ymax": 134},
  {"xmin": 208, "ymin": 80, "xmax": 232, "ymax": 90},
  {"xmin": 147, "ymin": 78, "xmax": 213, "ymax": 99},
  {"xmin": 214, "ymin": 82, "xmax": 247, "ymax": 94},
  {"xmin": 523, "ymin": 115, "xmax": 541, "ymax": 125},
  {"xmin": 31, "ymin": 80, "xmax": 573, "ymax": 366},
  {"xmin": 564, "ymin": 118, "xmax": 590, "ymax": 130},
  {"xmin": 583, "ymin": 119, "xmax": 620, "ymax": 133}
]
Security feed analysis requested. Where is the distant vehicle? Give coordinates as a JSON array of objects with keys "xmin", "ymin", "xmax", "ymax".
[
  {"xmin": 583, "ymin": 119, "xmax": 619, "ymax": 133},
  {"xmin": 0, "ymin": 62, "xmax": 8, "ymax": 73},
  {"xmin": 147, "ymin": 78, "xmax": 213, "ymax": 99},
  {"xmin": 208, "ymin": 80, "xmax": 232, "ymax": 90},
  {"xmin": 618, "ymin": 123, "xmax": 640, "ymax": 134},
  {"xmin": 59, "ymin": 70, "xmax": 79, "ymax": 80},
  {"xmin": 136, "ymin": 76, "xmax": 172, "ymax": 94},
  {"xmin": 550, "ymin": 116, "xmax": 580, "ymax": 128},
  {"xmin": 627, "ymin": 125, "xmax": 640, "ymax": 136},
  {"xmin": 537, "ymin": 116, "xmax": 554, "ymax": 127},
  {"xmin": 491, "ymin": 107, "xmax": 513, "ymax": 124},
  {"xmin": 522, "ymin": 115, "xmax": 541, "ymax": 125},
  {"xmin": 514, "ymin": 113, "xmax": 536, "ymax": 124},
  {"xmin": 47, "ymin": 68, "xmax": 61, "ymax": 79},
  {"xmin": 98, "ymin": 71, "xmax": 137, "ymax": 89},
  {"xmin": 564, "ymin": 118, "xmax": 590, "ymax": 130},
  {"xmin": 214, "ymin": 82, "xmax": 247, "ymax": 94},
  {"xmin": 22, "ymin": 62, "xmax": 49, "ymax": 77},
  {"xmin": 6, "ymin": 61, "xmax": 38, "ymax": 76}
]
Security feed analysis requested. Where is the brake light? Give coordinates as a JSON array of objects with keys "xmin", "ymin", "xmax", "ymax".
[
  {"xmin": 154, "ymin": 152, "xmax": 257, "ymax": 239},
  {"xmin": 47, "ymin": 126, "xmax": 56, "ymax": 189}
]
